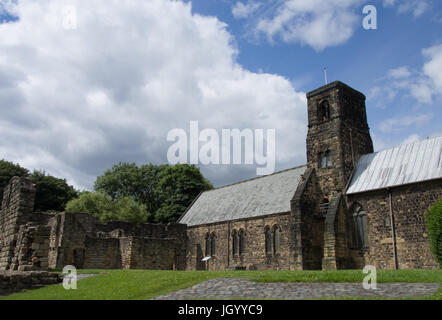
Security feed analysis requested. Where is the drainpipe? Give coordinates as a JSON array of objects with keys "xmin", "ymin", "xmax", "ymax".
[{"xmin": 388, "ymin": 189, "xmax": 398, "ymax": 269}]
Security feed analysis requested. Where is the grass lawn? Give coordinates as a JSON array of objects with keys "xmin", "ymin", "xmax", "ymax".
[{"xmin": 0, "ymin": 269, "xmax": 440, "ymax": 300}]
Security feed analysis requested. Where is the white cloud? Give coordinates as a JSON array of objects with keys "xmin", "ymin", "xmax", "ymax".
[
  {"xmin": 422, "ymin": 44, "xmax": 442, "ymax": 95},
  {"xmin": 0, "ymin": 0, "xmax": 308, "ymax": 189},
  {"xmin": 383, "ymin": 0, "xmax": 431, "ymax": 17},
  {"xmin": 410, "ymin": 82, "xmax": 433, "ymax": 104},
  {"xmin": 369, "ymin": 43, "xmax": 442, "ymax": 106},
  {"xmin": 235, "ymin": 0, "xmax": 364, "ymax": 51},
  {"xmin": 232, "ymin": 1, "xmax": 261, "ymax": 19},
  {"xmin": 387, "ymin": 66, "xmax": 411, "ymax": 79}
]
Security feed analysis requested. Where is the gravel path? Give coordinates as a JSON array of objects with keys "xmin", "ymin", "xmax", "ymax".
[{"xmin": 152, "ymin": 278, "xmax": 440, "ymax": 300}]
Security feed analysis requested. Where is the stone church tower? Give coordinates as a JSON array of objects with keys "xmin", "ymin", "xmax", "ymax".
[
  {"xmin": 305, "ymin": 81, "xmax": 374, "ymax": 270},
  {"xmin": 306, "ymin": 81, "xmax": 374, "ymax": 198}
]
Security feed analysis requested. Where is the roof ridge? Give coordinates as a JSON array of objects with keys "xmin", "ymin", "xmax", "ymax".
[{"xmin": 205, "ymin": 164, "xmax": 307, "ymax": 192}]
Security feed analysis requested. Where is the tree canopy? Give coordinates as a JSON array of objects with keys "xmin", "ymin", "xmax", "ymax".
[
  {"xmin": 0, "ymin": 160, "xmax": 78, "ymax": 213},
  {"xmin": 1, "ymin": 158, "xmax": 213, "ymax": 224},
  {"xmin": 93, "ymin": 163, "xmax": 213, "ymax": 223},
  {"xmin": 155, "ymin": 164, "xmax": 213, "ymax": 223},
  {"xmin": 29, "ymin": 170, "xmax": 78, "ymax": 213},
  {"xmin": 66, "ymin": 192, "xmax": 148, "ymax": 224}
]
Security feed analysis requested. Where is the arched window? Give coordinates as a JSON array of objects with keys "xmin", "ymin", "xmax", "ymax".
[
  {"xmin": 265, "ymin": 226, "xmax": 272, "ymax": 255},
  {"xmin": 239, "ymin": 229, "xmax": 246, "ymax": 255},
  {"xmin": 210, "ymin": 233, "xmax": 216, "ymax": 256},
  {"xmin": 273, "ymin": 226, "xmax": 281, "ymax": 255},
  {"xmin": 318, "ymin": 100, "xmax": 331, "ymax": 121},
  {"xmin": 205, "ymin": 233, "xmax": 210, "ymax": 256},
  {"xmin": 351, "ymin": 204, "xmax": 369, "ymax": 249},
  {"xmin": 232, "ymin": 230, "xmax": 239, "ymax": 256}
]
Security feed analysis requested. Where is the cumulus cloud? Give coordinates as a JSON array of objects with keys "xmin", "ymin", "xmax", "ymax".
[
  {"xmin": 0, "ymin": 0, "xmax": 308, "ymax": 189},
  {"xmin": 232, "ymin": 0, "xmax": 364, "ymax": 51}
]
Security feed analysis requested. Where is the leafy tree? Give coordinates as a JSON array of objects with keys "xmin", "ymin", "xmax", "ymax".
[
  {"xmin": 425, "ymin": 199, "xmax": 442, "ymax": 267},
  {"xmin": 154, "ymin": 164, "xmax": 213, "ymax": 223},
  {"xmin": 115, "ymin": 196, "xmax": 149, "ymax": 224},
  {"xmin": 94, "ymin": 163, "xmax": 167, "ymax": 219},
  {"xmin": 0, "ymin": 159, "xmax": 29, "ymax": 204},
  {"xmin": 29, "ymin": 170, "xmax": 78, "ymax": 212},
  {"xmin": 65, "ymin": 192, "xmax": 149, "ymax": 224},
  {"xmin": 94, "ymin": 162, "xmax": 213, "ymax": 224},
  {"xmin": 94, "ymin": 163, "xmax": 140, "ymax": 200},
  {"xmin": 66, "ymin": 192, "xmax": 116, "ymax": 221}
]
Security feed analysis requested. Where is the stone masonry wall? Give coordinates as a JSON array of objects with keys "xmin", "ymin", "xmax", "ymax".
[
  {"xmin": 49, "ymin": 211, "xmax": 187, "ymax": 270},
  {"xmin": 186, "ymin": 213, "xmax": 293, "ymax": 271},
  {"xmin": 1, "ymin": 176, "xmax": 187, "ymax": 272},
  {"xmin": 0, "ymin": 270, "xmax": 61, "ymax": 296},
  {"xmin": 0, "ymin": 177, "xmax": 38, "ymax": 270},
  {"xmin": 293, "ymin": 169, "xmax": 325, "ymax": 270},
  {"xmin": 347, "ymin": 180, "xmax": 441, "ymax": 269}
]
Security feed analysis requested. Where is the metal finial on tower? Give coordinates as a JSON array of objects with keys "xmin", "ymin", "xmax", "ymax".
[{"xmin": 323, "ymin": 67, "xmax": 328, "ymax": 85}]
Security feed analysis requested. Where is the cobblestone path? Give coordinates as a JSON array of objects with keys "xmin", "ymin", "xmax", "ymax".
[{"xmin": 152, "ymin": 278, "xmax": 440, "ymax": 300}]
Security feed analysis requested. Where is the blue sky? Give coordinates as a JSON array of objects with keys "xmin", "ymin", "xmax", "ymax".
[
  {"xmin": 0, "ymin": 0, "xmax": 441, "ymax": 189},
  {"xmin": 187, "ymin": 0, "xmax": 442, "ymax": 149}
]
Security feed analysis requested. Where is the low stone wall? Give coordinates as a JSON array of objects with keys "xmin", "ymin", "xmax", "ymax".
[{"xmin": 0, "ymin": 270, "xmax": 62, "ymax": 295}]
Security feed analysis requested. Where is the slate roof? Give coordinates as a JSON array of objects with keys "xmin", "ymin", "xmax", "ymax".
[
  {"xmin": 179, "ymin": 166, "xmax": 307, "ymax": 226},
  {"xmin": 347, "ymin": 136, "xmax": 442, "ymax": 194}
]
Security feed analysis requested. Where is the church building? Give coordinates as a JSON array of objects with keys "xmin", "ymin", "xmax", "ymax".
[
  {"xmin": 1, "ymin": 81, "xmax": 440, "ymax": 272},
  {"xmin": 180, "ymin": 81, "xmax": 441, "ymax": 270}
]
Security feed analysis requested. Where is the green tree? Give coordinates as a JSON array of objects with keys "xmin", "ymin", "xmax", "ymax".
[
  {"xmin": 94, "ymin": 162, "xmax": 213, "ymax": 224},
  {"xmin": 94, "ymin": 163, "xmax": 168, "ymax": 219},
  {"xmin": 115, "ymin": 196, "xmax": 149, "ymax": 224},
  {"xmin": 94, "ymin": 162, "xmax": 140, "ymax": 200},
  {"xmin": 29, "ymin": 170, "xmax": 78, "ymax": 212},
  {"xmin": 425, "ymin": 199, "xmax": 442, "ymax": 267},
  {"xmin": 65, "ymin": 191, "xmax": 149, "ymax": 224},
  {"xmin": 66, "ymin": 192, "xmax": 116, "ymax": 221},
  {"xmin": 155, "ymin": 164, "xmax": 213, "ymax": 223},
  {"xmin": 0, "ymin": 159, "xmax": 29, "ymax": 204}
]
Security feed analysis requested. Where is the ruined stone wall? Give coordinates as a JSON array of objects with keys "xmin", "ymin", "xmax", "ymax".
[
  {"xmin": 125, "ymin": 223, "xmax": 187, "ymax": 270},
  {"xmin": 48, "ymin": 212, "xmax": 96, "ymax": 269},
  {"xmin": 347, "ymin": 180, "xmax": 441, "ymax": 269},
  {"xmin": 84, "ymin": 237, "xmax": 121, "ymax": 269},
  {"xmin": 0, "ymin": 177, "xmax": 53, "ymax": 271},
  {"xmin": 0, "ymin": 176, "xmax": 187, "ymax": 272},
  {"xmin": 0, "ymin": 270, "xmax": 61, "ymax": 295},
  {"xmin": 186, "ymin": 213, "xmax": 293, "ymax": 271},
  {"xmin": 14, "ymin": 220, "xmax": 52, "ymax": 271},
  {"xmin": 49, "ymin": 211, "xmax": 187, "ymax": 270}
]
